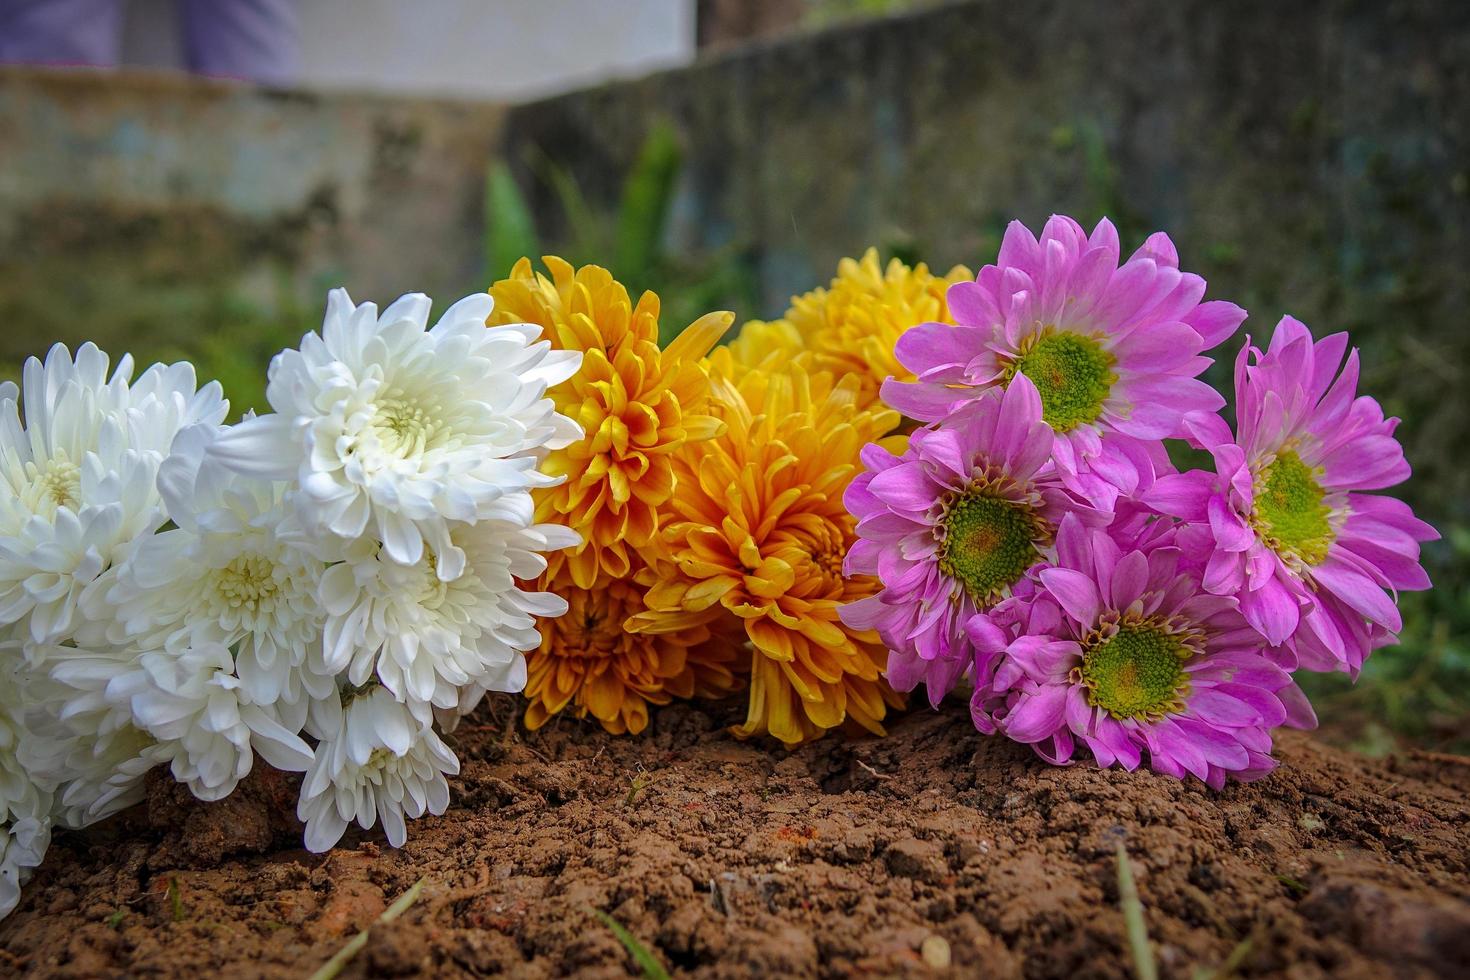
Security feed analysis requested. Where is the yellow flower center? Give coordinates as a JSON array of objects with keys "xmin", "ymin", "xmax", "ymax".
[
  {"xmin": 1250, "ymin": 449, "xmax": 1333, "ymax": 566},
  {"xmin": 557, "ymin": 587, "xmax": 634, "ymax": 660},
  {"xmin": 21, "ymin": 453, "xmax": 83, "ymax": 516},
  {"xmin": 370, "ymin": 390, "xmax": 445, "ymax": 459},
  {"xmin": 811, "ymin": 546, "xmax": 845, "ymax": 583},
  {"xmin": 211, "ymin": 554, "xmax": 280, "ymax": 610},
  {"xmin": 1075, "ymin": 622, "xmax": 1191, "ymax": 721},
  {"xmin": 411, "ymin": 552, "xmax": 449, "ymax": 608},
  {"xmin": 1005, "ymin": 330, "xmax": 1117, "ymax": 433}
]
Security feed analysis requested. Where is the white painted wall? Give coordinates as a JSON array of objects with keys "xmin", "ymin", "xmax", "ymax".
[{"xmin": 122, "ymin": 0, "xmax": 696, "ymax": 100}]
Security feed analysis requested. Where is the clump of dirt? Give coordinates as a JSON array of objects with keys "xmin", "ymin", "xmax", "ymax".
[{"xmin": 3, "ymin": 701, "xmax": 1469, "ymax": 978}]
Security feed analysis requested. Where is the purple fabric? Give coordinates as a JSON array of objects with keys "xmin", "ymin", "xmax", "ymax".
[
  {"xmin": 179, "ymin": 0, "xmax": 299, "ymax": 85},
  {"xmin": 0, "ymin": 0, "xmax": 125, "ymax": 67},
  {"xmin": 1, "ymin": 0, "xmax": 299, "ymax": 84}
]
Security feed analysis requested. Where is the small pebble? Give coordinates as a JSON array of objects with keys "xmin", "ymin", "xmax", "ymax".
[{"xmin": 921, "ymin": 934, "xmax": 952, "ymax": 969}]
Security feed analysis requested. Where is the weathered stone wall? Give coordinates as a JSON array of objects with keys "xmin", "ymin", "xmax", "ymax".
[
  {"xmin": 2, "ymin": 0, "xmax": 1468, "ymax": 525},
  {"xmin": 0, "ymin": 69, "xmax": 505, "ymax": 363},
  {"xmin": 501, "ymin": 0, "xmax": 1470, "ymax": 525}
]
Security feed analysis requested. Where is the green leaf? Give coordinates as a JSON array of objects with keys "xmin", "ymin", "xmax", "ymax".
[
  {"xmin": 526, "ymin": 144, "xmax": 608, "ymax": 265},
  {"xmin": 615, "ymin": 122, "xmax": 682, "ymax": 284},
  {"xmin": 485, "ymin": 163, "xmax": 540, "ymax": 283}
]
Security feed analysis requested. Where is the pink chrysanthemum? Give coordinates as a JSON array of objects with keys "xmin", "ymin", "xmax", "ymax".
[
  {"xmin": 839, "ymin": 376, "xmax": 1083, "ymax": 704},
  {"xmin": 882, "ymin": 215, "xmax": 1243, "ymax": 507},
  {"xmin": 993, "ymin": 514, "xmax": 1306, "ymax": 788},
  {"xmin": 1145, "ymin": 316, "xmax": 1437, "ymax": 675}
]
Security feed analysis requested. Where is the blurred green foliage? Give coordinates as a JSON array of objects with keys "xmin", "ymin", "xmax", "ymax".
[
  {"xmin": 1300, "ymin": 525, "xmax": 1470, "ymax": 755},
  {"xmin": 488, "ymin": 122, "xmax": 758, "ymax": 346},
  {"xmin": 149, "ymin": 296, "xmax": 318, "ymax": 419},
  {"xmin": 484, "ymin": 163, "xmax": 541, "ymax": 289},
  {"xmin": 1, "ymin": 291, "xmax": 312, "ymax": 420},
  {"xmin": 803, "ymin": 0, "xmax": 944, "ymax": 29}
]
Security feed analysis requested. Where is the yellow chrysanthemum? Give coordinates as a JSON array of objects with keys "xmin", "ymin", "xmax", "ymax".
[
  {"xmin": 524, "ymin": 563, "xmax": 744, "ymax": 736},
  {"xmin": 725, "ymin": 248, "xmax": 971, "ymax": 408},
  {"xmin": 487, "ymin": 257, "xmax": 731, "ymax": 589},
  {"xmin": 724, "ymin": 317, "xmax": 806, "ymax": 370},
  {"xmin": 627, "ymin": 351, "xmax": 905, "ymax": 747}
]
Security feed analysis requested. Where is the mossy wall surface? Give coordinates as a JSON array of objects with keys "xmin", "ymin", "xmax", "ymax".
[
  {"xmin": 2, "ymin": 0, "xmax": 1468, "ymax": 528},
  {"xmin": 0, "ymin": 69, "xmax": 506, "ymax": 380}
]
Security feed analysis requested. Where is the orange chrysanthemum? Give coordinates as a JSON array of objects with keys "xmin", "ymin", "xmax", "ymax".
[
  {"xmin": 523, "ymin": 562, "xmax": 744, "ymax": 736},
  {"xmin": 627, "ymin": 352, "xmax": 905, "ymax": 747},
  {"xmin": 726, "ymin": 248, "xmax": 971, "ymax": 409},
  {"xmin": 487, "ymin": 257, "xmax": 730, "ymax": 589}
]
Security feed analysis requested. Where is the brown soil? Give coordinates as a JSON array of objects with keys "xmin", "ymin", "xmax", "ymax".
[{"xmin": 2, "ymin": 700, "xmax": 1468, "ymax": 979}]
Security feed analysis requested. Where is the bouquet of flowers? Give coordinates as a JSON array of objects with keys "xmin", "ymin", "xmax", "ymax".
[{"xmin": 0, "ymin": 215, "xmax": 1435, "ymax": 920}]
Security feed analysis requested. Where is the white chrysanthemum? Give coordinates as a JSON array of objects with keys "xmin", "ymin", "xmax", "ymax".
[
  {"xmin": 209, "ymin": 289, "xmax": 582, "ymax": 580},
  {"xmin": 318, "ymin": 511, "xmax": 575, "ymax": 717},
  {"xmin": 0, "ymin": 345, "xmax": 226, "ymax": 649},
  {"xmin": 15, "ymin": 646, "xmax": 163, "ymax": 829},
  {"xmin": 1, "ymin": 674, "xmax": 51, "ymax": 918},
  {"xmin": 432, "ymin": 679, "xmax": 510, "ymax": 734},
  {"xmin": 87, "ymin": 423, "xmax": 332, "ymax": 710},
  {"xmin": 0, "ymin": 813, "xmax": 48, "ymax": 920},
  {"xmin": 298, "ymin": 686, "xmax": 458, "ymax": 852},
  {"xmin": 106, "ymin": 642, "xmax": 313, "ymax": 802}
]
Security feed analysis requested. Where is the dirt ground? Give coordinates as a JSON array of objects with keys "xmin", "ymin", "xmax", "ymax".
[{"xmin": 2, "ymin": 698, "xmax": 1468, "ymax": 979}]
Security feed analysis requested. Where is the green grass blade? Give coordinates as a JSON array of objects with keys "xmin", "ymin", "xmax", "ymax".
[
  {"xmin": 310, "ymin": 877, "xmax": 426, "ymax": 980},
  {"xmin": 591, "ymin": 908, "xmax": 671, "ymax": 980},
  {"xmin": 1116, "ymin": 843, "xmax": 1157, "ymax": 980}
]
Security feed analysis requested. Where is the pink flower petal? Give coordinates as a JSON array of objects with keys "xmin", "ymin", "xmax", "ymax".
[
  {"xmin": 1239, "ymin": 575, "xmax": 1301, "ymax": 646},
  {"xmin": 894, "ymin": 320, "xmax": 985, "ymax": 376},
  {"xmin": 1144, "ymin": 472, "xmax": 1215, "ymax": 521},
  {"xmin": 1188, "ymin": 689, "xmax": 1261, "ymax": 727},
  {"xmin": 1005, "ymin": 686, "xmax": 1069, "ymax": 743},
  {"xmin": 879, "ymin": 379, "xmax": 958, "ymax": 423},
  {"xmin": 1038, "ymin": 567, "xmax": 1101, "ymax": 628},
  {"xmin": 1309, "ymin": 560, "xmax": 1402, "ymax": 631},
  {"xmin": 1183, "ymin": 300, "xmax": 1247, "ymax": 349}
]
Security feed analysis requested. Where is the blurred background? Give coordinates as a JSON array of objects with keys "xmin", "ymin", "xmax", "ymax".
[{"xmin": 2, "ymin": 0, "xmax": 1466, "ymax": 753}]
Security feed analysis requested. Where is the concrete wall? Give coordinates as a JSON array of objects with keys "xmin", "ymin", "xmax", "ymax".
[
  {"xmin": 1, "ymin": 0, "xmax": 1467, "ymax": 524},
  {"xmin": 0, "ymin": 68, "xmax": 505, "ymax": 362}
]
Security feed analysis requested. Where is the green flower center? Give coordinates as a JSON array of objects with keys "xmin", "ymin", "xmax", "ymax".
[
  {"xmin": 938, "ymin": 490, "xmax": 1046, "ymax": 604},
  {"xmin": 1077, "ymin": 623, "xmax": 1191, "ymax": 721},
  {"xmin": 1007, "ymin": 331, "xmax": 1117, "ymax": 433},
  {"xmin": 1250, "ymin": 449, "xmax": 1333, "ymax": 566}
]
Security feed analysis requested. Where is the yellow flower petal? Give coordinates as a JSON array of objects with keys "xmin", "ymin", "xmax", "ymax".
[
  {"xmin": 664, "ymin": 310, "xmax": 734, "ymax": 365},
  {"xmin": 488, "ymin": 257, "xmax": 727, "ymax": 584}
]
